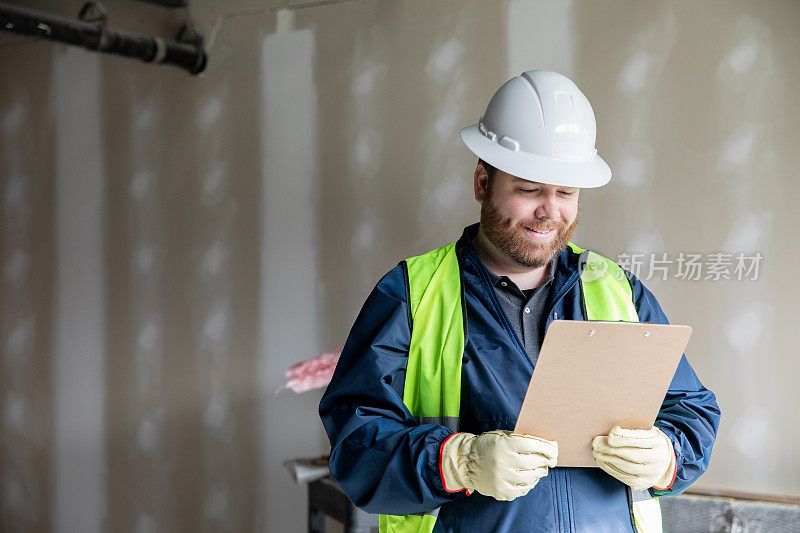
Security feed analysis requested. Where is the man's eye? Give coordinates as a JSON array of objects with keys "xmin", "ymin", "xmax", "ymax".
[
  {"xmin": 519, "ymin": 188, "xmax": 539, "ymax": 193},
  {"xmin": 558, "ymin": 190, "xmax": 574, "ymax": 196}
]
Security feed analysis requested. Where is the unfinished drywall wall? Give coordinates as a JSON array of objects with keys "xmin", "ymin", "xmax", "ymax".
[
  {"xmin": 0, "ymin": 0, "xmax": 798, "ymax": 532},
  {"xmin": 568, "ymin": 0, "xmax": 800, "ymax": 496}
]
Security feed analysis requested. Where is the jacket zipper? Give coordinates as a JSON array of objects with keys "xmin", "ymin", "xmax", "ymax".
[
  {"xmin": 549, "ymin": 269, "xmax": 642, "ymax": 532},
  {"xmin": 559, "ymin": 469, "xmax": 571, "ymax": 533},
  {"xmin": 456, "ymin": 247, "xmax": 470, "ymax": 344},
  {"xmin": 545, "ymin": 271, "xmax": 581, "ymax": 533},
  {"xmin": 565, "ymin": 468, "xmax": 575, "ymax": 532},
  {"xmin": 553, "ymin": 469, "xmax": 563, "ymax": 532},
  {"xmin": 471, "ymin": 249, "xmax": 584, "ymax": 532},
  {"xmin": 546, "ymin": 271, "xmax": 581, "ymax": 324}
]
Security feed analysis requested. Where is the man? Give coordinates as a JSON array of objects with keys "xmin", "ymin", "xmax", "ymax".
[{"xmin": 319, "ymin": 70, "xmax": 720, "ymax": 532}]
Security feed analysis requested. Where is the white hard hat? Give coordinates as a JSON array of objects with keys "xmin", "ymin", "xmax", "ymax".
[{"xmin": 460, "ymin": 70, "xmax": 611, "ymax": 188}]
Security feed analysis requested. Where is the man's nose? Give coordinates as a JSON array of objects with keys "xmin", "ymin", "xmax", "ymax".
[{"xmin": 535, "ymin": 194, "xmax": 560, "ymax": 219}]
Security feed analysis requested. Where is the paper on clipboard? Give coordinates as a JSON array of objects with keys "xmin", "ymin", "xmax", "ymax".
[{"xmin": 514, "ymin": 320, "xmax": 691, "ymax": 467}]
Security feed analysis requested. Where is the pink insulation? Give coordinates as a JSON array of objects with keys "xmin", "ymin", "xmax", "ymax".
[{"xmin": 282, "ymin": 346, "xmax": 343, "ymax": 393}]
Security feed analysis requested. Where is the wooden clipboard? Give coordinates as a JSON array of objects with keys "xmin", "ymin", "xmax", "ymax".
[{"xmin": 514, "ymin": 320, "xmax": 691, "ymax": 467}]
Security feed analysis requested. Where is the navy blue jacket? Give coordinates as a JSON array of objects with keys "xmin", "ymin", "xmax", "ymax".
[{"xmin": 320, "ymin": 223, "xmax": 721, "ymax": 532}]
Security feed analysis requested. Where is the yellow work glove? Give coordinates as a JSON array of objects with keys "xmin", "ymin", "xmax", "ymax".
[
  {"xmin": 591, "ymin": 426, "xmax": 676, "ymax": 491},
  {"xmin": 440, "ymin": 430, "xmax": 558, "ymax": 501}
]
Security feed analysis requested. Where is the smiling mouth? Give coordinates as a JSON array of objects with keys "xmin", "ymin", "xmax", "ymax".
[
  {"xmin": 526, "ymin": 228, "xmax": 553, "ymax": 234},
  {"xmin": 523, "ymin": 228, "xmax": 556, "ymax": 242}
]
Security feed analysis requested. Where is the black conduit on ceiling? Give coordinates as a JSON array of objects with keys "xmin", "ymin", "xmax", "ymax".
[{"xmin": 0, "ymin": 1, "xmax": 207, "ymax": 75}]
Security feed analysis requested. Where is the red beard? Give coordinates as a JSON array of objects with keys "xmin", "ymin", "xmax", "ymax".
[{"xmin": 479, "ymin": 194, "xmax": 579, "ymax": 268}]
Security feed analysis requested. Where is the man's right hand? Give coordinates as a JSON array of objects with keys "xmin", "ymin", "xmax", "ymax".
[{"xmin": 439, "ymin": 430, "xmax": 558, "ymax": 501}]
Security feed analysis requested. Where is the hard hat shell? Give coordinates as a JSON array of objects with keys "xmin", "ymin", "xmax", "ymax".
[{"xmin": 460, "ymin": 70, "xmax": 611, "ymax": 188}]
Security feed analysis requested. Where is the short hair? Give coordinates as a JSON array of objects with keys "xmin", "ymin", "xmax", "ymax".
[{"xmin": 478, "ymin": 158, "xmax": 498, "ymax": 186}]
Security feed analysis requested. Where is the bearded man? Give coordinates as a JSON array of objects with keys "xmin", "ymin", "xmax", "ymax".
[{"xmin": 319, "ymin": 70, "xmax": 720, "ymax": 533}]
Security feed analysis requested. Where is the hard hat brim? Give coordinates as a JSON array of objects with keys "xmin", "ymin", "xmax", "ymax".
[{"xmin": 460, "ymin": 124, "xmax": 612, "ymax": 188}]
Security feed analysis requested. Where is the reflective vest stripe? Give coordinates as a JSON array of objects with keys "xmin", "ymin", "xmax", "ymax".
[
  {"xmin": 415, "ymin": 416, "xmax": 459, "ymax": 432},
  {"xmin": 402, "ymin": 243, "xmax": 464, "ymax": 421},
  {"xmin": 567, "ymin": 242, "xmax": 638, "ymax": 322},
  {"xmin": 380, "ymin": 242, "xmax": 655, "ymax": 533}
]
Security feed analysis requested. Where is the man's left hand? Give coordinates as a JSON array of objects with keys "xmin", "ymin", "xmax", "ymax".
[{"xmin": 591, "ymin": 426, "xmax": 676, "ymax": 491}]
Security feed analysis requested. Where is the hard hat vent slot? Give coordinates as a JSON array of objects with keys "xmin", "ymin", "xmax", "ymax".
[
  {"xmin": 478, "ymin": 122, "xmax": 497, "ymax": 142},
  {"xmin": 498, "ymin": 136, "xmax": 520, "ymax": 152}
]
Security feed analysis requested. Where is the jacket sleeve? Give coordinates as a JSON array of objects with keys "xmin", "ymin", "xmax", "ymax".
[
  {"xmin": 627, "ymin": 271, "xmax": 722, "ymax": 496},
  {"xmin": 319, "ymin": 263, "xmax": 461, "ymax": 516}
]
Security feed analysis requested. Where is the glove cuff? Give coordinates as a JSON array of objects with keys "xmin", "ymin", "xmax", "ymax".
[
  {"xmin": 439, "ymin": 432, "xmax": 474, "ymax": 493},
  {"xmin": 652, "ymin": 429, "xmax": 677, "ymax": 490}
]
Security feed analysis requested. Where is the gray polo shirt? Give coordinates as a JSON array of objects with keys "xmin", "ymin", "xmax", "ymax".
[{"xmin": 467, "ymin": 240, "xmax": 557, "ymax": 368}]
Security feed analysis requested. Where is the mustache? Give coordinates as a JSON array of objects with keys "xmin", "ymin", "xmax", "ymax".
[{"xmin": 519, "ymin": 220, "xmax": 566, "ymax": 232}]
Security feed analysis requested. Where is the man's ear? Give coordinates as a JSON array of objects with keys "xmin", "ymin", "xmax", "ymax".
[{"xmin": 474, "ymin": 163, "xmax": 490, "ymax": 203}]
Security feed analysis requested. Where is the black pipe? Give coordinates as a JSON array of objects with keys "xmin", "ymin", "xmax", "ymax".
[{"xmin": 0, "ymin": 2, "xmax": 206, "ymax": 75}]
